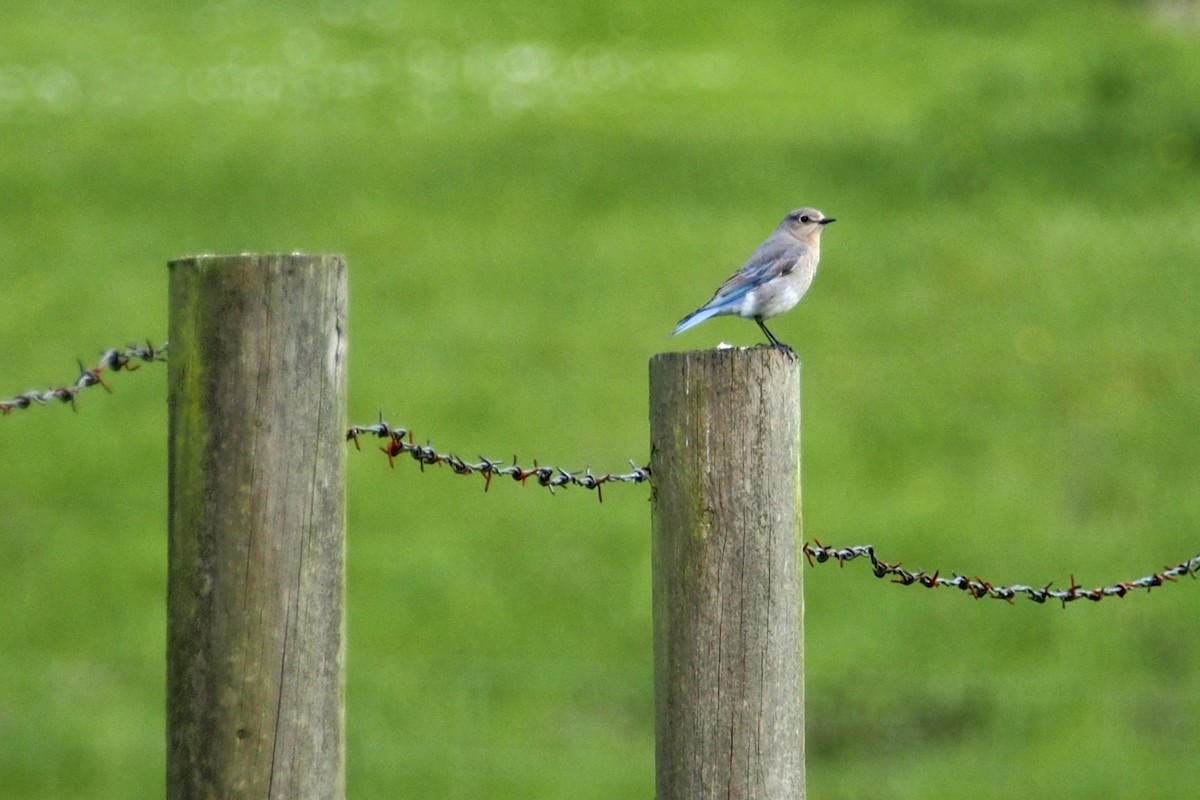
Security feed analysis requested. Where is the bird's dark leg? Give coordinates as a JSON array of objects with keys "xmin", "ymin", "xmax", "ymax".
[{"xmin": 755, "ymin": 317, "xmax": 796, "ymax": 360}]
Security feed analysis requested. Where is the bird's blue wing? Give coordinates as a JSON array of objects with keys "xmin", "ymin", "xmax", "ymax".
[{"xmin": 706, "ymin": 240, "xmax": 809, "ymax": 308}]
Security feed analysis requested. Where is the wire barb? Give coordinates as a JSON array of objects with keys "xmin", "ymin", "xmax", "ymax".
[
  {"xmin": 802, "ymin": 540, "xmax": 1200, "ymax": 607},
  {"xmin": 346, "ymin": 415, "xmax": 651, "ymax": 501},
  {"xmin": 1, "ymin": 341, "xmax": 168, "ymax": 415}
]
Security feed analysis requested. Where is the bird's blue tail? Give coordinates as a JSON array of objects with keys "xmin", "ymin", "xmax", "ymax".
[{"xmin": 672, "ymin": 305, "xmax": 725, "ymax": 336}]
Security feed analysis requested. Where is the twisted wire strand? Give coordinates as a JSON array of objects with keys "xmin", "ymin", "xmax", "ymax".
[
  {"xmin": 0, "ymin": 341, "xmax": 168, "ymax": 415},
  {"xmin": 803, "ymin": 540, "xmax": 1200, "ymax": 607},
  {"xmin": 347, "ymin": 416, "xmax": 651, "ymax": 502}
]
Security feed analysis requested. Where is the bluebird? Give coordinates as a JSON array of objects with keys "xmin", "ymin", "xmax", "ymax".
[{"xmin": 672, "ymin": 207, "xmax": 835, "ymax": 356}]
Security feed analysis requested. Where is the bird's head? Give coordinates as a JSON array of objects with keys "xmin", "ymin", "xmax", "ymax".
[{"xmin": 781, "ymin": 207, "xmax": 835, "ymax": 242}]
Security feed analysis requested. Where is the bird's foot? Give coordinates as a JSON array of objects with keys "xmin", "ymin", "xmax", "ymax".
[{"xmin": 757, "ymin": 342, "xmax": 797, "ymax": 361}]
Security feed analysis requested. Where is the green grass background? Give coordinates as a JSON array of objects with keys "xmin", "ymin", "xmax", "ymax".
[{"xmin": 3, "ymin": 1, "xmax": 1200, "ymax": 797}]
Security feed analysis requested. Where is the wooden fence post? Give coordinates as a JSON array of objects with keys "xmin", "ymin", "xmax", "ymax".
[
  {"xmin": 166, "ymin": 254, "xmax": 348, "ymax": 799},
  {"xmin": 649, "ymin": 349, "xmax": 804, "ymax": 799}
]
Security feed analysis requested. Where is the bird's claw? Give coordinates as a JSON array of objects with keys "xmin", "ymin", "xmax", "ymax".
[{"xmin": 756, "ymin": 342, "xmax": 797, "ymax": 361}]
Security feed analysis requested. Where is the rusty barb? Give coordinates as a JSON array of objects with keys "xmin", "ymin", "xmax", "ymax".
[
  {"xmin": 803, "ymin": 540, "xmax": 1200, "ymax": 607},
  {"xmin": 347, "ymin": 415, "xmax": 651, "ymax": 502},
  {"xmin": 0, "ymin": 341, "xmax": 167, "ymax": 415}
]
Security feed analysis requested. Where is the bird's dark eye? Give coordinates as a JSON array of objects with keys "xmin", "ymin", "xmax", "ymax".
[{"xmin": 799, "ymin": 215, "xmax": 811, "ymax": 223}]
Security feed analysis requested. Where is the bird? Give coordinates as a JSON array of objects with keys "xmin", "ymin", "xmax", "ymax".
[{"xmin": 672, "ymin": 207, "xmax": 835, "ymax": 357}]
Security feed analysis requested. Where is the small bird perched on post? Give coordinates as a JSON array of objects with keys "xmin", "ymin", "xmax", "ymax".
[{"xmin": 672, "ymin": 207, "xmax": 835, "ymax": 357}]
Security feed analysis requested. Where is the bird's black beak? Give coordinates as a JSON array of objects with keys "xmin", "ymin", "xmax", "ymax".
[{"xmin": 820, "ymin": 217, "xmax": 836, "ymax": 225}]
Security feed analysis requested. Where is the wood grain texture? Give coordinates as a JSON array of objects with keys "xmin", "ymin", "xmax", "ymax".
[
  {"xmin": 167, "ymin": 254, "xmax": 347, "ymax": 800},
  {"xmin": 650, "ymin": 348, "xmax": 804, "ymax": 800}
]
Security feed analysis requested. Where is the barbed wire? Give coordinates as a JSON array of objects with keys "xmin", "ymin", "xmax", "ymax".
[
  {"xmin": 9, "ymin": 340, "xmax": 1200, "ymax": 607},
  {"xmin": 803, "ymin": 540, "xmax": 1200, "ymax": 607},
  {"xmin": 0, "ymin": 341, "xmax": 168, "ymax": 415},
  {"xmin": 347, "ymin": 416, "xmax": 651, "ymax": 502}
]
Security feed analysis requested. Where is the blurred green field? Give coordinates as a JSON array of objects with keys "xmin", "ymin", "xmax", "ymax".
[{"xmin": 3, "ymin": 1, "xmax": 1200, "ymax": 797}]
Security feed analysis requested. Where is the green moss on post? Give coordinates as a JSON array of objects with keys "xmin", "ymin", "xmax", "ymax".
[
  {"xmin": 167, "ymin": 254, "xmax": 348, "ymax": 800},
  {"xmin": 649, "ymin": 348, "xmax": 804, "ymax": 799}
]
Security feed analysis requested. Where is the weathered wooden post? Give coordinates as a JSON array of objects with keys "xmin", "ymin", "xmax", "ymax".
[
  {"xmin": 167, "ymin": 254, "xmax": 347, "ymax": 799},
  {"xmin": 649, "ymin": 348, "xmax": 804, "ymax": 799}
]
